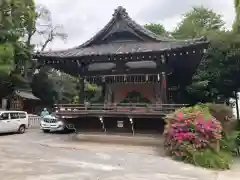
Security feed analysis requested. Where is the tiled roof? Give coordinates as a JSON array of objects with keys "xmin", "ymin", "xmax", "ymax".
[
  {"xmin": 15, "ymin": 90, "xmax": 39, "ymax": 100},
  {"xmin": 38, "ymin": 38, "xmax": 207, "ymax": 58}
]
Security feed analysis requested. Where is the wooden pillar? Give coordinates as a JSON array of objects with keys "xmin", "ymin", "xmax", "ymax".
[
  {"xmin": 107, "ymin": 85, "xmax": 113, "ymax": 104},
  {"xmin": 161, "ymin": 72, "xmax": 167, "ymax": 104},
  {"xmin": 160, "ymin": 54, "xmax": 167, "ymax": 104}
]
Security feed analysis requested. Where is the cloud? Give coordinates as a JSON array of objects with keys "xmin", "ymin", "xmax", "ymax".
[{"xmin": 35, "ymin": 0, "xmax": 235, "ymax": 50}]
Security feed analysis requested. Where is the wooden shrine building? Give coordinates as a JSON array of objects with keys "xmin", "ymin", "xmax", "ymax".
[
  {"xmin": 35, "ymin": 6, "xmax": 209, "ymax": 134},
  {"xmin": 2, "ymin": 89, "xmax": 40, "ymax": 114}
]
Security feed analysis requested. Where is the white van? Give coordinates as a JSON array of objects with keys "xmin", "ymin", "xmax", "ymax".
[{"xmin": 0, "ymin": 110, "xmax": 28, "ymax": 134}]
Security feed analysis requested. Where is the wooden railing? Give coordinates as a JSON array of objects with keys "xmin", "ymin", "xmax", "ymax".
[{"xmin": 54, "ymin": 103, "xmax": 186, "ymax": 115}]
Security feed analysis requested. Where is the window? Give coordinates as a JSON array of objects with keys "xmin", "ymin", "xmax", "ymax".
[
  {"xmin": 19, "ymin": 113, "xmax": 26, "ymax": 118},
  {"xmin": 0, "ymin": 113, "xmax": 9, "ymax": 120},
  {"xmin": 10, "ymin": 113, "xmax": 19, "ymax": 119}
]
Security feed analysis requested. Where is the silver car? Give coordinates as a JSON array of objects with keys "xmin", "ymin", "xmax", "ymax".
[{"xmin": 40, "ymin": 115, "xmax": 75, "ymax": 133}]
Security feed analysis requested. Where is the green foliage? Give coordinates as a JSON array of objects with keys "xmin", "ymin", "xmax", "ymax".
[
  {"xmin": 172, "ymin": 6, "xmax": 225, "ymax": 39},
  {"xmin": 31, "ymin": 67, "xmax": 58, "ymax": 105},
  {"xmin": 192, "ymin": 149, "xmax": 232, "ymax": 170},
  {"xmin": 169, "ymin": 6, "xmax": 229, "ymax": 103},
  {"xmin": 0, "ymin": 0, "xmax": 36, "ymax": 84},
  {"xmin": 144, "ymin": 23, "xmax": 169, "ymax": 37},
  {"xmin": 73, "ymin": 95, "xmax": 79, "ymax": 104},
  {"xmin": 0, "ymin": 43, "xmax": 14, "ymax": 75},
  {"xmin": 31, "ymin": 68, "xmax": 79, "ymax": 104},
  {"xmin": 173, "ymin": 6, "xmax": 240, "ymax": 102},
  {"xmin": 120, "ymin": 91, "xmax": 151, "ymax": 105},
  {"xmin": 220, "ymin": 131, "xmax": 240, "ymax": 155},
  {"xmin": 85, "ymin": 83, "xmax": 99, "ymax": 92},
  {"xmin": 190, "ymin": 31, "xmax": 240, "ymax": 101},
  {"xmin": 206, "ymin": 103, "xmax": 233, "ymax": 125}
]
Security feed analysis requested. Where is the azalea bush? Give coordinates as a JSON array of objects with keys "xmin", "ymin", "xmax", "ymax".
[{"xmin": 164, "ymin": 104, "xmax": 234, "ymax": 169}]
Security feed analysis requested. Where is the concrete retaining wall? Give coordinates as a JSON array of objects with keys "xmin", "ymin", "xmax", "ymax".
[{"xmin": 75, "ymin": 133, "xmax": 163, "ymax": 147}]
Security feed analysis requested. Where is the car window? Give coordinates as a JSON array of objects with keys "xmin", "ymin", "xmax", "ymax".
[
  {"xmin": 0, "ymin": 113, "xmax": 9, "ymax": 120},
  {"xmin": 19, "ymin": 113, "xmax": 26, "ymax": 118},
  {"xmin": 10, "ymin": 113, "xmax": 19, "ymax": 119}
]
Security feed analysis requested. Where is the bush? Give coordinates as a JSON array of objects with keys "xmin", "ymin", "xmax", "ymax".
[
  {"xmin": 206, "ymin": 103, "xmax": 233, "ymax": 122},
  {"xmin": 164, "ymin": 104, "xmax": 234, "ymax": 169},
  {"xmin": 206, "ymin": 103, "xmax": 234, "ymax": 133},
  {"xmin": 192, "ymin": 149, "xmax": 232, "ymax": 169}
]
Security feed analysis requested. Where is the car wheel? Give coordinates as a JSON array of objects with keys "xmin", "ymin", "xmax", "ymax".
[
  {"xmin": 18, "ymin": 125, "xmax": 26, "ymax": 134},
  {"xmin": 42, "ymin": 129, "xmax": 50, "ymax": 133}
]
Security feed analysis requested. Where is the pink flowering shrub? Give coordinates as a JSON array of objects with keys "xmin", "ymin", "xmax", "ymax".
[{"xmin": 164, "ymin": 105, "xmax": 223, "ymax": 161}]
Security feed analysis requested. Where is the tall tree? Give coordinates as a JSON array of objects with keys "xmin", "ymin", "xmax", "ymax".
[
  {"xmin": 170, "ymin": 6, "xmax": 234, "ymax": 103},
  {"xmin": 22, "ymin": 4, "xmax": 67, "ymax": 79},
  {"xmin": 187, "ymin": 31, "xmax": 240, "ymax": 102},
  {"xmin": 34, "ymin": 5, "xmax": 67, "ymax": 52},
  {"xmin": 0, "ymin": 0, "xmax": 36, "ymax": 98},
  {"xmin": 0, "ymin": 0, "xmax": 36, "ymax": 76},
  {"xmin": 29, "ymin": 5, "xmax": 69, "ymax": 104},
  {"xmin": 233, "ymin": 0, "xmax": 240, "ymax": 33},
  {"xmin": 172, "ymin": 6, "xmax": 225, "ymax": 39}
]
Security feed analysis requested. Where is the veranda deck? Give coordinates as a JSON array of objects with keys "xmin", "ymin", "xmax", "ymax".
[{"xmin": 54, "ymin": 103, "xmax": 185, "ymax": 118}]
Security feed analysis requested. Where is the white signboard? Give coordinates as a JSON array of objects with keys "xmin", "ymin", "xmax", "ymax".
[{"xmin": 117, "ymin": 121, "xmax": 123, "ymax": 128}]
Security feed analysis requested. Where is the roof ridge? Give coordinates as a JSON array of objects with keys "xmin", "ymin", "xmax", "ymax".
[{"xmin": 120, "ymin": 11, "xmax": 171, "ymax": 42}]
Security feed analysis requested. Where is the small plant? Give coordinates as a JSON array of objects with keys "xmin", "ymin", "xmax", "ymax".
[{"xmin": 73, "ymin": 95, "xmax": 79, "ymax": 104}]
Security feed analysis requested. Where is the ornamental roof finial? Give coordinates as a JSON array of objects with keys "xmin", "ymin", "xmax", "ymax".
[{"xmin": 113, "ymin": 6, "xmax": 128, "ymax": 17}]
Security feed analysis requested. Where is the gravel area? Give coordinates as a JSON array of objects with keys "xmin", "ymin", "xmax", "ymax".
[{"xmin": 0, "ymin": 129, "xmax": 236, "ymax": 180}]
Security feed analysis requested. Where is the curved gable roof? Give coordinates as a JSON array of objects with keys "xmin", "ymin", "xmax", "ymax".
[{"xmin": 77, "ymin": 6, "xmax": 170, "ymax": 48}]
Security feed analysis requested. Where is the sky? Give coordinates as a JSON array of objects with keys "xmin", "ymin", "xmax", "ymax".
[{"xmin": 35, "ymin": 0, "xmax": 235, "ymax": 50}]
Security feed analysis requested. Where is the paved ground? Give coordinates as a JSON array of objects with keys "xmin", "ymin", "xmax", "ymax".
[{"xmin": 0, "ymin": 129, "xmax": 238, "ymax": 180}]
